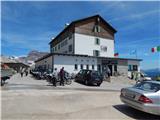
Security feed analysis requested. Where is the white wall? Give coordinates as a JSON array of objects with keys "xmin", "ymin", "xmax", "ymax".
[
  {"xmin": 74, "ymin": 33, "xmax": 114, "ymax": 57},
  {"xmin": 54, "ymin": 55, "xmax": 97, "ymax": 74},
  {"xmin": 128, "ymin": 60, "xmax": 140, "ymax": 72},
  {"xmin": 127, "ymin": 60, "xmax": 140, "ymax": 78}
]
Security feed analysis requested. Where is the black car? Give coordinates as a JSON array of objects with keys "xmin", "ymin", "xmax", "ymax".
[{"xmin": 75, "ymin": 70, "xmax": 103, "ymax": 86}]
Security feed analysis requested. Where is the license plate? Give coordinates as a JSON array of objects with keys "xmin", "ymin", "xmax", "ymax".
[{"xmin": 125, "ymin": 93, "xmax": 135, "ymax": 99}]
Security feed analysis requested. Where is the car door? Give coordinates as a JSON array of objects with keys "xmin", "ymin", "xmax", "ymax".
[{"xmin": 76, "ymin": 70, "xmax": 83, "ymax": 81}]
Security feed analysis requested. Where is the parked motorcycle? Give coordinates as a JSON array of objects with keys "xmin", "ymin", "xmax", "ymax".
[
  {"xmin": 46, "ymin": 74, "xmax": 57, "ymax": 86},
  {"xmin": 46, "ymin": 71, "xmax": 72, "ymax": 86}
]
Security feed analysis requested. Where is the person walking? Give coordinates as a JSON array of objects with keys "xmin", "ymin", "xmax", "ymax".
[
  {"xmin": 106, "ymin": 66, "xmax": 111, "ymax": 82},
  {"xmin": 25, "ymin": 69, "xmax": 28, "ymax": 76},
  {"xmin": 59, "ymin": 67, "xmax": 65, "ymax": 86},
  {"xmin": 107, "ymin": 67, "xmax": 111, "ymax": 77},
  {"xmin": 20, "ymin": 68, "xmax": 24, "ymax": 77}
]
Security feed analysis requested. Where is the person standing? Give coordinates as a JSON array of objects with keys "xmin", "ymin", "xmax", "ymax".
[
  {"xmin": 53, "ymin": 68, "xmax": 58, "ymax": 87},
  {"xmin": 59, "ymin": 67, "xmax": 65, "ymax": 86}
]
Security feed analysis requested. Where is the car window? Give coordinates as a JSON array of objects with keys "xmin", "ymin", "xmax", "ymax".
[
  {"xmin": 92, "ymin": 71, "xmax": 100, "ymax": 76},
  {"xmin": 79, "ymin": 70, "xmax": 83, "ymax": 75},
  {"xmin": 134, "ymin": 82, "xmax": 160, "ymax": 92}
]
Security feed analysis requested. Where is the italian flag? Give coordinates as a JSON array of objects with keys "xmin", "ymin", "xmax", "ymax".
[
  {"xmin": 114, "ymin": 53, "xmax": 119, "ymax": 57},
  {"xmin": 151, "ymin": 46, "xmax": 160, "ymax": 53}
]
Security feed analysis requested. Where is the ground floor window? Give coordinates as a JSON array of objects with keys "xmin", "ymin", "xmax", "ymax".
[
  {"xmin": 128, "ymin": 65, "xmax": 132, "ymax": 71},
  {"xmin": 74, "ymin": 64, "xmax": 78, "ymax": 70},
  {"xmin": 80, "ymin": 64, "xmax": 83, "ymax": 70},
  {"xmin": 97, "ymin": 64, "xmax": 101, "ymax": 72},
  {"xmin": 133, "ymin": 65, "xmax": 138, "ymax": 71},
  {"xmin": 128, "ymin": 65, "xmax": 138, "ymax": 71},
  {"xmin": 86, "ymin": 65, "xmax": 89, "ymax": 70},
  {"xmin": 92, "ymin": 65, "xmax": 94, "ymax": 70}
]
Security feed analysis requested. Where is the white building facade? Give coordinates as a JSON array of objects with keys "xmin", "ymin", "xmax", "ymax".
[{"xmin": 35, "ymin": 15, "xmax": 141, "ymax": 76}]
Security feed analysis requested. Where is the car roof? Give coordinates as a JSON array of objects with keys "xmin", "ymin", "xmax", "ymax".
[{"xmin": 143, "ymin": 80, "xmax": 160, "ymax": 84}]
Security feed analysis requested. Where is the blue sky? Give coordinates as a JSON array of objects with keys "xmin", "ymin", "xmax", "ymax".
[{"xmin": 1, "ymin": 1, "xmax": 160, "ymax": 70}]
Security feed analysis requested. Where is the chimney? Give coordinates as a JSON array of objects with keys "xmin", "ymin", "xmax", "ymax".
[{"xmin": 65, "ymin": 23, "xmax": 70, "ymax": 27}]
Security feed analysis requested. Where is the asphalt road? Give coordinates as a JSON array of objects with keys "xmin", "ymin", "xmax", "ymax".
[{"xmin": 1, "ymin": 74, "xmax": 160, "ymax": 120}]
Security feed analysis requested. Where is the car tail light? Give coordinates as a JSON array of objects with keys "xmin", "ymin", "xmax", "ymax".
[{"xmin": 138, "ymin": 95, "xmax": 153, "ymax": 103}]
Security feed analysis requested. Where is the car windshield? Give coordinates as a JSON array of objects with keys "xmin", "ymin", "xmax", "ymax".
[
  {"xmin": 91, "ymin": 71, "xmax": 101, "ymax": 76},
  {"xmin": 134, "ymin": 81, "xmax": 160, "ymax": 92}
]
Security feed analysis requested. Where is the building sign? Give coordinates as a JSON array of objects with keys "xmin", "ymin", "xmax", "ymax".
[{"xmin": 101, "ymin": 46, "xmax": 107, "ymax": 52}]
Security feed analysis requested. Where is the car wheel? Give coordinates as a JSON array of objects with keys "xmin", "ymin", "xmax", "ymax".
[
  {"xmin": 97, "ymin": 83, "xmax": 101, "ymax": 86},
  {"xmin": 85, "ymin": 80, "xmax": 88, "ymax": 85},
  {"xmin": 74, "ymin": 78, "xmax": 77, "ymax": 82}
]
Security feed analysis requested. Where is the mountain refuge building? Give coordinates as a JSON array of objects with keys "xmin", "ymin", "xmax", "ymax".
[{"xmin": 35, "ymin": 15, "xmax": 142, "ymax": 76}]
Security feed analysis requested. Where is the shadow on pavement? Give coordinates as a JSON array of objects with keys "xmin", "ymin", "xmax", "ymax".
[
  {"xmin": 74, "ymin": 80, "xmax": 101, "ymax": 87},
  {"xmin": 113, "ymin": 104, "xmax": 160, "ymax": 120}
]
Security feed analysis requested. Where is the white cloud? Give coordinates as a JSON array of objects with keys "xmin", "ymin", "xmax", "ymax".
[
  {"xmin": 108, "ymin": 9, "xmax": 160, "ymax": 22},
  {"xmin": 1, "ymin": 31, "xmax": 57, "ymax": 51}
]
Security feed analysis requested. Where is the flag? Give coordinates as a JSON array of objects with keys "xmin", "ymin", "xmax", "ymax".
[
  {"xmin": 114, "ymin": 53, "xmax": 119, "ymax": 57},
  {"xmin": 151, "ymin": 46, "xmax": 160, "ymax": 53},
  {"xmin": 130, "ymin": 50, "xmax": 137, "ymax": 55}
]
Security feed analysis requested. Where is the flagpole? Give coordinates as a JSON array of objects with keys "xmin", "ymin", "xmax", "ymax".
[{"xmin": 135, "ymin": 49, "xmax": 137, "ymax": 59}]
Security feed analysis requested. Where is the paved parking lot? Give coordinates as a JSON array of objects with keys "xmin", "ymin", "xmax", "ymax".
[
  {"xmin": 1, "ymin": 74, "xmax": 160, "ymax": 120},
  {"xmin": 2, "ymin": 73, "xmax": 134, "ymax": 91}
]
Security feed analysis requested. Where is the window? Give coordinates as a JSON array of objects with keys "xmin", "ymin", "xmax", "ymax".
[
  {"xmin": 92, "ymin": 65, "xmax": 94, "ymax": 70},
  {"xmin": 86, "ymin": 65, "xmax": 89, "ymax": 70},
  {"xmin": 58, "ymin": 44, "xmax": 60, "ymax": 50},
  {"xmin": 64, "ymin": 40, "xmax": 68, "ymax": 45},
  {"xmin": 55, "ymin": 46, "xmax": 57, "ymax": 51},
  {"xmin": 98, "ymin": 64, "xmax": 101, "ymax": 72},
  {"xmin": 133, "ymin": 65, "xmax": 138, "ymax": 71},
  {"xmin": 74, "ymin": 64, "xmax": 78, "ymax": 70},
  {"xmin": 128, "ymin": 65, "xmax": 138, "ymax": 71},
  {"xmin": 93, "ymin": 25, "xmax": 100, "ymax": 32},
  {"xmin": 68, "ymin": 45, "xmax": 72, "ymax": 52},
  {"xmin": 93, "ymin": 50, "xmax": 100, "ymax": 56},
  {"xmin": 95, "ymin": 38, "xmax": 100, "ymax": 45},
  {"xmin": 134, "ymin": 82, "xmax": 160, "ymax": 92},
  {"xmin": 128, "ymin": 65, "xmax": 132, "ymax": 71},
  {"xmin": 51, "ymin": 47, "xmax": 54, "ymax": 53},
  {"xmin": 80, "ymin": 64, "xmax": 83, "ymax": 70},
  {"xmin": 61, "ymin": 42, "xmax": 63, "ymax": 47},
  {"xmin": 101, "ymin": 46, "xmax": 107, "ymax": 52}
]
